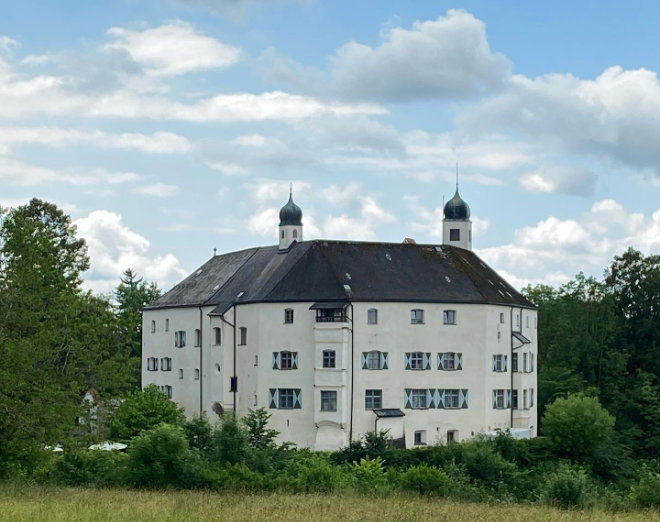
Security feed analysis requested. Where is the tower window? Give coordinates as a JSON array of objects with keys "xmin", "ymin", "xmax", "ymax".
[
  {"xmin": 450, "ymin": 229, "xmax": 460, "ymax": 241},
  {"xmin": 292, "ymin": 229, "xmax": 298, "ymax": 239},
  {"xmin": 213, "ymin": 327, "xmax": 221, "ymax": 345}
]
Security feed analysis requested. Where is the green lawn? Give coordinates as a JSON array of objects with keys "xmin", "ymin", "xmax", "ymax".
[{"xmin": 2, "ymin": 485, "xmax": 659, "ymax": 522}]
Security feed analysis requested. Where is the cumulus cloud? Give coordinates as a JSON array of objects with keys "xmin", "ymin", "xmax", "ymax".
[
  {"xmin": 520, "ymin": 165, "xmax": 597, "ymax": 196},
  {"xmin": 105, "ymin": 22, "xmax": 241, "ymax": 77},
  {"xmin": 75, "ymin": 210, "xmax": 187, "ymax": 293},
  {"xmin": 173, "ymin": 0, "xmax": 304, "ymax": 18},
  {"xmin": 477, "ymin": 200, "xmax": 660, "ymax": 289},
  {"xmin": 136, "ymin": 183, "xmax": 180, "ymax": 197}
]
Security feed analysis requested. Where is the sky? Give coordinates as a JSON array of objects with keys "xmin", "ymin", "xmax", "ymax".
[{"xmin": 1, "ymin": 0, "xmax": 660, "ymax": 295}]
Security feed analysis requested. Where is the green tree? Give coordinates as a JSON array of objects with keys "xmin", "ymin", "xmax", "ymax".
[
  {"xmin": 242, "ymin": 408, "xmax": 279, "ymax": 450},
  {"xmin": 210, "ymin": 414, "xmax": 250, "ymax": 466},
  {"xmin": 542, "ymin": 394, "xmax": 615, "ymax": 463},
  {"xmin": 109, "ymin": 385, "xmax": 185, "ymax": 441},
  {"xmin": 0, "ymin": 199, "xmax": 96, "ymax": 476}
]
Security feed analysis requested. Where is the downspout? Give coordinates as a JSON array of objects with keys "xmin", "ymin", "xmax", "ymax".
[
  {"xmin": 199, "ymin": 306, "xmax": 203, "ymax": 416},
  {"xmin": 349, "ymin": 303, "xmax": 354, "ymax": 443},
  {"xmin": 510, "ymin": 306, "xmax": 514, "ymax": 428},
  {"xmin": 219, "ymin": 307, "xmax": 236, "ymax": 414}
]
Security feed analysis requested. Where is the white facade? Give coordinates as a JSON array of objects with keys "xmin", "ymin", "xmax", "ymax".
[{"xmin": 142, "ymin": 298, "xmax": 538, "ymax": 449}]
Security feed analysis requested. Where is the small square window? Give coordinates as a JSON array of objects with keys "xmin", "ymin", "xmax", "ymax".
[
  {"xmin": 160, "ymin": 357, "xmax": 172, "ymax": 371},
  {"xmin": 280, "ymin": 351, "xmax": 293, "ymax": 369},
  {"xmin": 444, "ymin": 389, "xmax": 460, "ymax": 409},
  {"xmin": 175, "ymin": 330, "xmax": 186, "ymax": 348},
  {"xmin": 443, "ymin": 310, "xmax": 456, "ymax": 325},
  {"xmin": 366, "ymin": 351, "xmax": 383, "ymax": 370},
  {"xmin": 367, "ymin": 308, "xmax": 378, "ymax": 325},
  {"xmin": 447, "ymin": 430, "xmax": 458, "ymax": 443},
  {"xmin": 323, "ymin": 350, "xmax": 336, "ymax": 368},
  {"xmin": 365, "ymin": 389, "xmax": 382, "ymax": 410},
  {"xmin": 449, "ymin": 229, "xmax": 460, "ymax": 241},
  {"xmin": 321, "ymin": 390, "xmax": 337, "ymax": 412},
  {"xmin": 147, "ymin": 357, "xmax": 158, "ymax": 371},
  {"xmin": 411, "ymin": 309, "xmax": 424, "ymax": 324},
  {"xmin": 410, "ymin": 352, "xmax": 424, "ymax": 370},
  {"xmin": 284, "ymin": 308, "xmax": 294, "ymax": 324},
  {"xmin": 493, "ymin": 354, "xmax": 505, "ymax": 372},
  {"xmin": 279, "ymin": 389, "xmax": 294, "ymax": 409},
  {"xmin": 160, "ymin": 385, "xmax": 172, "ymax": 399},
  {"xmin": 441, "ymin": 352, "xmax": 456, "ymax": 370},
  {"xmin": 414, "ymin": 430, "xmax": 427, "ymax": 445},
  {"xmin": 411, "ymin": 389, "xmax": 427, "ymax": 409}
]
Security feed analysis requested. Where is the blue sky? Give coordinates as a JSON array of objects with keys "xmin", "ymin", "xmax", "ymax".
[{"xmin": 1, "ymin": 0, "xmax": 659, "ymax": 293}]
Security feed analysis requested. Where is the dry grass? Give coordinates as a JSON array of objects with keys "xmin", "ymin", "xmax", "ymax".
[{"xmin": 0, "ymin": 485, "xmax": 657, "ymax": 522}]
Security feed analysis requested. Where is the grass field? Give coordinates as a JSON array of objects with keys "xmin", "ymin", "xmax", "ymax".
[{"xmin": 1, "ymin": 486, "xmax": 658, "ymax": 522}]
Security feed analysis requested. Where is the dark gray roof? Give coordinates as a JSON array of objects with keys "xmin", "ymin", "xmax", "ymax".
[{"xmin": 146, "ymin": 240, "xmax": 535, "ymax": 312}]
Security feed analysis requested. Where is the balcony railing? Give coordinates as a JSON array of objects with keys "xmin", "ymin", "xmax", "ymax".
[{"xmin": 315, "ymin": 315, "xmax": 348, "ymax": 323}]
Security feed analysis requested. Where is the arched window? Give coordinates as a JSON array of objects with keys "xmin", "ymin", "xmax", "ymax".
[{"xmin": 292, "ymin": 229, "xmax": 298, "ymax": 239}]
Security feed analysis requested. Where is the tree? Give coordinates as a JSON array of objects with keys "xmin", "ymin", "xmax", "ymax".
[
  {"xmin": 242, "ymin": 408, "xmax": 278, "ymax": 450},
  {"xmin": 109, "ymin": 385, "xmax": 185, "ymax": 441},
  {"xmin": 0, "ymin": 199, "xmax": 95, "ymax": 476},
  {"xmin": 542, "ymin": 394, "xmax": 615, "ymax": 463}
]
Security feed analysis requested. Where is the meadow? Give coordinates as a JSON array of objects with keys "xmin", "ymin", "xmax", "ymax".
[{"xmin": 1, "ymin": 485, "xmax": 657, "ymax": 522}]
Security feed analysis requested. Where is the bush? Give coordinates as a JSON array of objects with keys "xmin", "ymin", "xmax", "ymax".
[
  {"xmin": 52, "ymin": 450, "xmax": 128, "ymax": 487},
  {"xmin": 126, "ymin": 423, "xmax": 201, "ymax": 489},
  {"xmin": 295, "ymin": 456, "xmax": 344, "ymax": 493},
  {"xmin": 349, "ymin": 457, "xmax": 388, "ymax": 494},
  {"xmin": 398, "ymin": 464, "xmax": 453, "ymax": 496},
  {"xmin": 540, "ymin": 463, "xmax": 592, "ymax": 509},
  {"xmin": 209, "ymin": 414, "xmax": 251, "ymax": 466},
  {"xmin": 184, "ymin": 414, "xmax": 214, "ymax": 455},
  {"xmin": 630, "ymin": 467, "xmax": 660, "ymax": 508}
]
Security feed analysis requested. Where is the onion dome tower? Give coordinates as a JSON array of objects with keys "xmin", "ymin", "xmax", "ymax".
[
  {"xmin": 278, "ymin": 185, "xmax": 303, "ymax": 250},
  {"xmin": 442, "ymin": 168, "xmax": 472, "ymax": 250}
]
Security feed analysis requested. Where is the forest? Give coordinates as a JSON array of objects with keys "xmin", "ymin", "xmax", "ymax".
[{"xmin": 0, "ymin": 199, "xmax": 658, "ymax": 512}]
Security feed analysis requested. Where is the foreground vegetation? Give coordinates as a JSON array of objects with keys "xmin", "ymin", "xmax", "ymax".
[{"xmin": 0, "ymin": 485, "xmax": 656, "ymax": 522}]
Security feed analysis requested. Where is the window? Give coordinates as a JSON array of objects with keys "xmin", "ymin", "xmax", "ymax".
[
  {"xmin": 411, "ymin": 352, "xmax": 425, "ymax": 370},
  {"xmin": 175, "ymin": 330, "xmax": 186, "ymax": 348},
  {"xmin": 280, "ymin": 351, "xmax": 293, "ymax": 369},
  {"xmin": 511, "ymin": 389, "xmax": 518, "ymax": 409},
  {"xmin": 530, "ymin": 353, "xmax": 535, "ymax": 372},
  {"xmin": 277, "ymin": 389, "xmax": 295, "ymax": 409},
  {"xmin": 450, "ymin": 228, "xmax": 460, "ymax": 241},
  {"xmin": 165, "ymin": 318, "xmax": 169, "ymax": 332},
  {"xmin": 523, "ymin": 352, "xmax": 528, "ymax": 372},
  {"xmin": 281, "ymin": 230, "xmax": 285, "ymax": 239},
  {"xmin": 254, "ymin": 355, "xmax": 258, "ymax": 366},
  {"xmin": 151, "ymin": 320, "xmax": 156, "ymax": 333},
  {"xmin": 516, "ymin": 315, "xmax": 520, "ymax": 329},
  {"xmin": 530, "ymin": 388, "xmax": 534, "ymax": 408},
  {"xmin": 323, "ymin": 350, "xmax": 336, "ymax": 368},
  {"xmin": 365, "ymin": 389, "xmax": 382, "ymax": 410},
  {"xmin": 443, "ymin": 310, "xmax": 456, "ymax": 325},
  {"xmin": 284, "ymin": 308, "xmax": 294, "ymax": 324},
  {"xmin": 444, "ymin": 389, "xmax": 460, "ymax": 409},
  {"xmin": 411, "ymin": 389, "xmax": 427, "ymax": 409},
  {"xmin": 213, "ymin": 327, "xmax": 221, "ymax": 345},
  {"xmin": 194, "ymin": 329, "xmax": 201, "ymax": 347},
  {"xmin": 292, "ymin": 229, "xmax": 298, "ymax": 239},
  {"xmin": 273, "ymin": 351, "xmax": 298, "ymax": 370},
  {"xmin": 414, "ymin": 430, "xmax": 427, "ymax": 445},
  {"xmin": 315, "ymin": 308, "xmax": 347, "ymax": 323},
  {"xmin": 493, "ymin": 389, "xmax": 506, "ymax": 409},
  {"xmin": 160, "ymin": 357, "xmax": 172, "ymax": 371},
  {"xmin": 321, "ymin": 391, "xmax": 337, "ymax": 412},
  {"xmin": 363, "ymin": 350, "xmax": 388, "ymax": 370},
  {"xmin": 239, "ymin": 327, "xmax": 247, "ymax": 345},
  {"xmin": 493, "ymin": 354, "xmax": 507, "ymax": 372},
  {"xmin": 523, "ymin": 389, "xmax": 528, "ymax": 409},
  {"xmin": 411, "ymin": 309, "xmax": 424, "ymax": 324},
  {"xmin": 147, "ymin": 357, "xmax": 158, "ymax": 371},
  {"xmin": 367, "ymin": 308, "xmax": 378, "ymax": 325},
  {"xmin": 499, "ymin": 313, "xmax": 504, "ymax": 324},
  {"xmin": 512, "ymin": 352, "xmax": 519, "ymax": 372},
  {"xmin": 178, "ymin": 369, "xmax": 183, "ymax": 380},
  {"xmin": 526, "ymin": 316, "xmax": 529, "ymax": 328},
  {"xmin": 447, "ymin": 430, "xmax": 458, "ymax": 443},
  {"xmin": 159, "ymin": 385, "xmax": 172, "ymax": 399},
  {"xmin": 439, "ymin": 352, "xmax": 457, "ymax": 370},
  {"xmin": 194, "ymin": 369, "xmax": 200, "ymax": 380}
]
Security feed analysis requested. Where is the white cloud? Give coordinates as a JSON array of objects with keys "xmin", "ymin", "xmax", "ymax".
[
  {"xmin": 75, "ymin": 210, "xmax": 187, "ymax": 293},
  {"xmin": 520, "ymin": 166, "xmax": 597, "ymax": 196},
  {"xmin": 105, "ymin": 21, "xmax": 241, "ymax": 77},
  {"xmin": 477, "ymin": 200, "xmax": 660, "ymax": 289},
  {"xmin": 330, "ymin": 10, "xmax": 510, "ymax": 101},
  {"xmin": 136, "ymin": 183, "xmax": 180, "ymax": 197}
]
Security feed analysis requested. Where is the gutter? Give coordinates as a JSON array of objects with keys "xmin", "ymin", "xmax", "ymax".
[
  {"xmin": 199, "ymin": 306, "xmax": 203, "ymax": 416},
  {"xmin": 349, "ymin": 303, "xmax": 355, "ymax": 443},
  {"xmin": 219, "ymin": 308, "xmax": 237, "ymax": 414}
]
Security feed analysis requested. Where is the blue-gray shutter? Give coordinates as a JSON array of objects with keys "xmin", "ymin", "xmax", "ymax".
[
  {"xmin": 438, "ymin": 389, "xmax": 446, "ymax": 409},
  {"xmin": 492, "ymin": 355, "xmax": 497, "ymax": 372},
  {"xmin": 382, "ymin": 352, "xmax": 389, "ymax": 369},
  {"xmin": 424, "ymin": 353, "xmax": 431, "ymax": 370},
  {"xmin": 460, "ymin": 389, "xmax": 469, "ymax": 409},
  {"xmin": 269, "ymin": 388, "xmax": 278, "ymax": 409},
  {"xmin": 456, "ymin": 353, "xmax": 463, "ymax": 370},
  {"xmin": 272, "ymin": 352, "xmax": 280, "ymax": 370},
  {"xmin": 426, "ymin": 389, "xmax": 434, "ymax": 408},
  {"xmin": 404, "ymin": 388, "xmax": 412, "ymax": 409},
  {"xmin": 438, "ymin": 352, "xmax": 445, "ymax": 370},
  {"xmin": 292, "ymin": 352, "xmax": 299, "ymax": 370},
  {"xmin": 432, "ymin": 389, "xmax": 441, "ymax": 408},
  {"xmin": 361, "ymin": 352, "xmax": 367, "ymax": 369},
  {"xmin": 404, "ymin": 353, "xmax": 412, "ymax": 370},
  {"xmin": 293, "ymin": 389, "xmax": 302, "ymax": 409},
  {"xmin": 506, "ymin": 389, "xmax": 512, "ymax": 408},
  {"xmin": 492, "ymin": 390, "xmax": 498, "ymax": 408},
  {"xmin": 503, "ymin": 355, "xmax": 508, "ymax": 372}
]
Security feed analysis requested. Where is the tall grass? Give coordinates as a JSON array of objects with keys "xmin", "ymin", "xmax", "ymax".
[{"xmin": 0, "ymin": 484, "xmax": 655, "ymax": 522}]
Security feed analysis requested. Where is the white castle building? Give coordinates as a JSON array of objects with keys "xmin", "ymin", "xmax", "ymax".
[{"xmin": 142, "ymin": 187, "xmax": 537, "ymax": 450}]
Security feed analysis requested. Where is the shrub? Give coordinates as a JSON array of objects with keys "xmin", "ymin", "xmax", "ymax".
[
  {"xmin": 398, "ymin": 464, "xmax": 452, "ymax": 496},
  {"xmin": 295, "ymin": 456, "xmax": 344, "ymax": 493},
  {"xmin": 110, "ymin": 385, "xmax": 185, "ymax": 441},
  {"xmin": 52, "ymin": 450, "xmax": 128, "ymax": 487},
  {"xmin": 242, "ymin": 408, "xmax": 279, "ymax": 450},
  {"xmin": 184, "ymin": 414, "xmax": 214, "ymax": 455},
  {"xmin": 540, "ymin": 463, "xmax": 592, "ymax": 509},
  {"xmin": 209, "ymin": 414, "xmax": 251, "ymax": 466},
  {"xmin": 349, "ymin": 457, "xmax": 388, "ymax": 494},
  {"xmin": 126, "ymin": 423, "xmax": 201, "ymax": 488},
  {"xmin": 630, "ymin": 467, "xmax": 660, "ymax": 508}
]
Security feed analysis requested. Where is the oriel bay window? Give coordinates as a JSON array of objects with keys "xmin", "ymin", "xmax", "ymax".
[
  {"xmin": 322, "ymin": 350, "xmax": 336, "ymax": 368},
  {"xmin": 320, "ymin": 390, "xmax": 337, "ymax": 412},
  {"xmin": 311, "ymin": 302, "xmax": 348, "ymax": 322}
]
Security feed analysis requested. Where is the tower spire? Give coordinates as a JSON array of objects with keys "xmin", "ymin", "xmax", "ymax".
[
  {"xmin": 456, "ymin": 162, "xmax": 459, "ymax": 191},
  {"xmin": 289, "ymin": 182, "xmax": 293, "ymax": 198}
]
